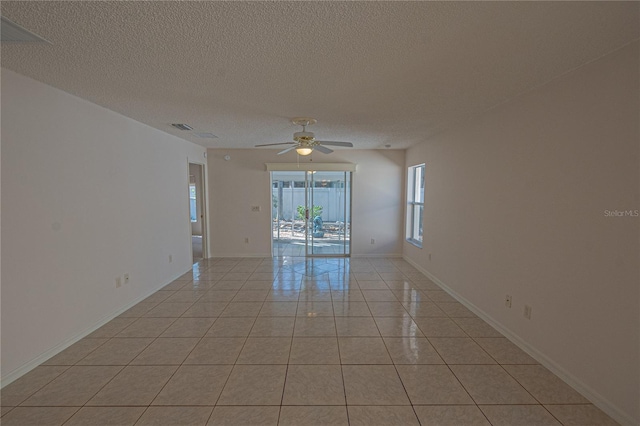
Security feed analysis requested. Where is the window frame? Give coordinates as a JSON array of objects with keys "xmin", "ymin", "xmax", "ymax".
[
  {"xmin": 406, "ymin": 163, "xmax": 425, "ymax": 248},
  {"xmin": 189, "ymin": 183, "xmax": 198, "ymax": 222}
]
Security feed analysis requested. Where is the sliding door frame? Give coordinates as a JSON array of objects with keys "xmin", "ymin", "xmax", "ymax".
[{"xmin": 267, "ymin": 163, "xmax": 356, "ymax": 258}]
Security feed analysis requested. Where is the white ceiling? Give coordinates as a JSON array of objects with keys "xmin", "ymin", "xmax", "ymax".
[{"xmin": 1, "ymin": 1, "xmax": 638, "ymax": 150}]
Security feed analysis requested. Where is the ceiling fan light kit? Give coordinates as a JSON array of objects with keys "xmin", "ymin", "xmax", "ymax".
[
  {"xmin": 254, "ymin": 117, "xmax": 354, "ymax": 156},
  {"xmin": 296, "ymin": 147, "xmax": 313, "ymax": 156}
]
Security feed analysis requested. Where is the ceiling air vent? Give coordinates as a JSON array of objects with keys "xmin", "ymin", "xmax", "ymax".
[
  {"xmin": 194, "ymin": 132, "xmax": 218, "ymax": 139},
  {"xmin": 1, "ymin": 16, "xmax": 50, "ymax": 43},
  {"xmin": 171, "ymin": 123, "xmax": 193, "ymax": 131}
]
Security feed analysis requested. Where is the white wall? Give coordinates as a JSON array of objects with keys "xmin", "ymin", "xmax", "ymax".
[
  {"xmin": 208, "ymin": 149, "xmax": 404, "ymax": 257},
  {"xmin": 1, "ymin": 69, "xmax": 207, "ymax": 383},
  {"xmin": 404, "ymin": 42, "xmax": 639, "ymax": 425}
]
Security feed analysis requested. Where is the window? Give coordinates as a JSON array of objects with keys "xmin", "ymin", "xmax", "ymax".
[
  {"xmin": 406, "ymin": 164, "xmax": 425, "ymax": 247},
  {"xmin": 189, "ymin": 183, "xmax": 197, "ymax": 222}
]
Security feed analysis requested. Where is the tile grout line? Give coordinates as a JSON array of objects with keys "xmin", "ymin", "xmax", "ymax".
[
  {"xmin": 373, "ymin": 267, "xmax": 425, "ymax": 425},
  {"xmin": 276, "ymin": 270, "xmax": 302, "ymax": 424},
  {"xmin": 333, "ymin": 267, "xmax": 353, "ymax": 426},
  {"xmin": 204, "ymin": 258, "xmax": 266, "ymax": 425},
  {"xmin": 170, "ymin": 257, "xmax": 218, "ymax": 425},
  {"xmin": 197, "ymin": 258, "xmax": 232, "ymax": 422}
]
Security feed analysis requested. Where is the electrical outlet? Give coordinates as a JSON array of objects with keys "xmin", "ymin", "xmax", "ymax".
[
  {"xmin": 245, "ymin": 237, "xmax": 250, "ymax": 244},
  {"xmin": 505, "ymin": 295, "xmax": 512, "ymax": 308},
  {"xmin": 524, "ymin": 305, "xmax": 532, "ymax": 319},
  {"xmin": 124, "ymin": 273, "xmax": 129, "ymax": 284},
  {"xmin": 115, "ymin": 277, "xmax": 122, "ymax": 288},
  {"xmin": 168, "ymin": 255, "xmax": 173, "ymax": 263},
  {"xmin": 251, "ymin": 206, "xmax": 261, "ymax": 212},
  {"xmin": 370, "ymin": 238, "xmax": 375, "ymax": 244}
]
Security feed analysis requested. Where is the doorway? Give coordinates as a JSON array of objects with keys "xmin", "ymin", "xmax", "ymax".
[
  {"xmin": 271, "ymin": 170, "xmax": 351, "ymax": 257},
  {"xmin": 188, "ymin": 163, "xmax": 206, "ymax": 263}
]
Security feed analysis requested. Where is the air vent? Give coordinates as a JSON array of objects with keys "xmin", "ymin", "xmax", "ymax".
[
  {"xmin": 194, "ymin": 132, "xmax": 218, "ymax": 139},
  {"xmin": 171, "ymin": 123, "xmax": 193, "ymax": 131},
  {"xmin": 1, "ymin": 16, "xmax": 50, "ymax": 43}
]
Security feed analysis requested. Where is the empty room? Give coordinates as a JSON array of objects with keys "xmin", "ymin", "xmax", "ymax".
[{"xmin": 1, "ymin": 2, "xmax": 638, "ymax": 426}]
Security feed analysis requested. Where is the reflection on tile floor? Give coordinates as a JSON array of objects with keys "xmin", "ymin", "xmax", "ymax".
[
  {"xmin": 273, "ymin": 240, "xmax": 350, "ymax": 257},
  {"xmin": 0, "ymin": 257, "xmax": 619, "ymax": 425}
]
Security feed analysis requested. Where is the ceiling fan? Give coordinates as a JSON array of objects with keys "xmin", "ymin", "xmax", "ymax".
[{"xmin": 255, "ymin": 117, "xmax": 354, "ymax": 155}]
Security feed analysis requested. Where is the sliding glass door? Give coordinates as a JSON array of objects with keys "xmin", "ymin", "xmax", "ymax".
[
  {"xmin": 306, "ymin": 171, "xmax": 351, "ymax": 256},
  {"xmin": 271, "ymin": 170, "xmax": 351, "ymax": 257}
]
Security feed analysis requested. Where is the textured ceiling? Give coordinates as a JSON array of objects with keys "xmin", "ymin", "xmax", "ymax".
[{"xmin": 1, "ymin": 1, "xmax": 638, "ymax": 150}]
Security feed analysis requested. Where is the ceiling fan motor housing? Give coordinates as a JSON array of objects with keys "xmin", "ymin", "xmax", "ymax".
[{"xmin": 294, "ymin": 131, "xmax": 315, "ymax": 143}]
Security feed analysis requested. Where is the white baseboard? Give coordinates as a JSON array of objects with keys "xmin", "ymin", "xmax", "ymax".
[
  {"xmin": 208, "ymin": 253, "xmax": 403, "ymax": 259},
  {"xmin": 350, "ymin": 253, "xmax": 403, "ymax": 258},
  {"xmin": 0, "ymin": 269, "xmax": 190, "ymax": 389},
  {"xmin": 209, "ymin": 253, "xmax": 271, "ymax": 258},
  {"xmin": 206, "ymin": 253, "xmax": 404, "ymax": 261},
  {"xmin": 402, "ymin": 256, "xmax": 637, "ymax": 426}
]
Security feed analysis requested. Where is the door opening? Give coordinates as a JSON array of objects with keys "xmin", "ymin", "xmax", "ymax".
[
  {"xmin": 189, "ymin": 163, "xmax": 206, "ymax": 263},
  {"xmin": 271, "ymin": 170, "xmax": 351, "ymax": 257}
]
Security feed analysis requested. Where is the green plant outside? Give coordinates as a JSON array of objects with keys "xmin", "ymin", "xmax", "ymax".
[{"xmin": 296, "ymin": 205, "xmax": 323, "ymax": 220}]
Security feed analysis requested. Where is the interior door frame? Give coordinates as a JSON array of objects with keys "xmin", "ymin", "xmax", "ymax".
[{"xmin": 188, "ymin": 161, "xmax": 207, "ymax": 262}]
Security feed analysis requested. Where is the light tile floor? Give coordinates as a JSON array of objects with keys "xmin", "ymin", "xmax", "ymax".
[
  {"xmin": 273, "ymin": 240, "xmax": 349, "ymax": 257},
  {"xmin": 1, "ymin": 257, "xmax": 618, "ymax": 425}
]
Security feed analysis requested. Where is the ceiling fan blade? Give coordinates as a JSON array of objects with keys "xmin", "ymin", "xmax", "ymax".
[
  {"xmin": 277, "ymin": 145, "xmax": 298, "ymax": 155},
  {"xmin": 314, "ymin": 145, "xmax": 333, "ymax": 154},
  {"xmin": 255, "ymin": 142, "xmax": 296, "ymax": 147},
  {"xmin": 316, "ymin": 141, "xmax": 354, "ymax": 147}
]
